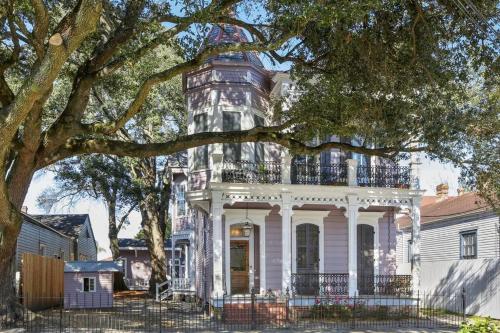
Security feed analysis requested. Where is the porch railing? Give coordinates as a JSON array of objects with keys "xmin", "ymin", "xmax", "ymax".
[
  {"xmin": 358, "ymin": 274, "xmax": 412, "ymax": 296},
  {"xmin": 291, "ymin": 162, "xmax": 348, "ymax": 185},
  {"xmin": 291, "ymin": 273, "xmax": 349, "ymax": 296},
  {"xmin": 171, "ymin": 278, "xmax": 191, "ymax": 291},
  {"xmin": 357, "ymin": 165, "xmax": 411, "ymax": 189},
  {"xmin": 124, "ymin": 278, "xmax": 149, "ymax": 290},
  {"xmin": 222, "ymin": 160, "xmax": 281, "ymax": 184}
]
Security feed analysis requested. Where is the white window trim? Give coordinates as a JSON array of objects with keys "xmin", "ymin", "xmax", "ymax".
[
  {"xmin": 82, "ymin": 277, "xmax": 96, "ymax": 293},
  {"xmin": 224, "ymin": 209, "xmax": 270, "ymax": 295},
  {"xmin": 291, "ymin": 211, "xmax": 329, "ymax": 275}
]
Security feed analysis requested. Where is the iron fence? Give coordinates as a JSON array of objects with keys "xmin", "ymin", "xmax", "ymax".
[
  {"xmin": 357, "ymin": 165, "xmax": 411, "ymax": 188},
  {"xmin": 291, "ymin": 162, "xmax": 348, "ymax": 185},
  {"xmin": 291, "ymin": 273, "xmax": 349, "ymax": 296},
  {"xmin": 0, "ymin": 290, "xmax": 466, "ymax": 332},
  {"xmin": 222, "ymin": 160, "xmax": 281, "ymax": 184},
  {"xmin": 358, "ymin": 274, "xmax": 413, "ymax": 296}
]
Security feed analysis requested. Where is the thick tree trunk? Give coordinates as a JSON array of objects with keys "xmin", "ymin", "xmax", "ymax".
[
  {"xmin": 106, "ymin": 198, "xmax": 128, "ymax": 291},
  {"xmin": 139, "ymin": 194, "xmax": 167, "ymax": 295},
  {"xmin": 0, "ymin": 150, "xmax": 36, "ymax": 318}
]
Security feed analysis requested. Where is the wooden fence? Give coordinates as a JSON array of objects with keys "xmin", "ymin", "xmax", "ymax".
[{"xmin": 21, "ymin": 253, "xmax": 64, "ymax": 310}]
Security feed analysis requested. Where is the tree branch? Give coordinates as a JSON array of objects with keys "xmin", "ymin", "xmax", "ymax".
[
  {"xmin": 0, "ymin": 0, "xmax": 103, "ymax": 144},
  {"xmin": 117, "ymin": 203, "xmax": 137, "ymax": 232},
  {"xmin": 40, "ymin": 124, "xmax": 428, "ymax": 168}
]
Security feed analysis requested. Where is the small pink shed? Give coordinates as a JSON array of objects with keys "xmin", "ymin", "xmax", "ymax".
[{"xmin": 64, "ymin": 261, "xmax": 122, "ymax": 309}]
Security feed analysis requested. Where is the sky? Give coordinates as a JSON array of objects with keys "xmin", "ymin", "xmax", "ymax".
[{"xmin": 23, "ymin": 155, "xmax": 460, "ymax": 260}]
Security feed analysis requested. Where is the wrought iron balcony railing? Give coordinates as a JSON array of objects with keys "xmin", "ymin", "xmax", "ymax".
[
  {"xmin": 357, "ymin": 165, "xmax": 411, "ymax": 189},
  {"xmin": 358, "ymin": 274, "xmax": 412, "ymax": 296},
  {"xmin": 222, "ymin": 160, "xmax": 281, "ymax": 184},
  {"xmin": 291, "ymin": 273, "xmax": 349, "ymax": 296},
  {"xmin": 291, "ymin": 162, "xmax": 348, "ymax": 185},
  {"xmin": 174, "ymin": 216, "xmax": 194, "ymax": 232}
]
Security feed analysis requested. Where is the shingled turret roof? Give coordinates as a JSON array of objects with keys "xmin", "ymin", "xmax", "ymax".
[{"xmin": 202, "ymin": 23, "xmax": 264, "ymax": 68}]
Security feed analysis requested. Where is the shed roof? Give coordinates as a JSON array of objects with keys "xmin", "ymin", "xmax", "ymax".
[
  {"xmin": 64, "ymin": 261, "xmax": 123, "ymax": 273},
  {"xmin": 31, "ymin": 214, "xmax": 89, "ymax": 238}
]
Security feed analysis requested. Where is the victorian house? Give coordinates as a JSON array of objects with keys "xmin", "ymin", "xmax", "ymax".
[{"xmin": 165, "ymin": 23, "xmax": 423, "ymax": 305}]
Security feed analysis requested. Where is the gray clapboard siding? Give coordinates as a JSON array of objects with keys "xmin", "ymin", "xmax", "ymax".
[
  {"xmin": 16, "ymin": 218, "xmax": 72, "ymax": 272},
  {"xmin": 77, "ymin": 218, "xmax": 97, "ymax": 260},
  {"xmin": 402, "ymin": 212, "xmax": 499, "ymax": 262}
]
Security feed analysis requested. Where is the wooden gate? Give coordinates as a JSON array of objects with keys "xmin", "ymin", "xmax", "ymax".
[{"xmin": 21, "ymin": 253, "xmax": 64, "ymax": 310}]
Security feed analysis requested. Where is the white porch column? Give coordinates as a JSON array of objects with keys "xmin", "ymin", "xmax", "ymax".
[
  {"xmin": 281, "ymin": 151, "xmax": 292, "ymax": 184},
  {"xmin": 281, "ymin": 192, "xmax": 293, "ymax": 292},
  {"xmin": 411, "ymin": 197, "xmax": 422, "ymax": 295},
  {"xmin": 184, "ymin": 243, "xmax": 189, "ymax": 279},
  {"xmin": 211, "ymin": 153, "xmax": 223, "ymax": 183},
  {"xmin": 211, "ymin": 191, "xmax": 224, "ymax": 297},
  {"xmin": 346, "ymin": 159, "xmax": 358, "ymax": 186},
  {"xmin": 347, "ymin": 195, "xmax": 360, "ymax": 296}
]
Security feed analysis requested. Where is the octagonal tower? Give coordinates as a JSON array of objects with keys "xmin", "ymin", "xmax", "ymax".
[{"xmin": 184, "ymin": 24, "xmax": 274, "ymax": 190}]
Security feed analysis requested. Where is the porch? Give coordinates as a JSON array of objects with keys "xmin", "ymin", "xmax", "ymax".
[{"xmin": 205, "ymin": 183, "xmax": 420, "ymax": 298}]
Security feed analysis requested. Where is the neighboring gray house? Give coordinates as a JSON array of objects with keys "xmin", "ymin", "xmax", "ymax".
[
  {"xmin": 64, "ymin": 261, "xmax": 122, "ymax": 309},
  {"xmin": 117, "ymin": 238, "xmax": 173, "ymax": 290},
  {"xmin": 31, "ymin": 214, "xmax": 98, "ymax": 261},
  {"xmin": 16, "ymin": 213, "xmax": 73, "ymax": 273},
  {"xmin": 397, "ymin": 186, "xmax": 500, "ymax": 319}
]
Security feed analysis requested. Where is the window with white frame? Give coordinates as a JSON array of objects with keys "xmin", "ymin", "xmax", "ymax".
[
  {"xmin": 176, "ymin": 185, "xmax": 186, "ymax": 216},
  {"xmin": 39, "ymin": 243, "xmax": 46, "ymax": 256},
  {"xmin": 254, "ymin": 115, "xmax": 265, "ymax": 163},
  {"xmin": 223, "ymin": 111, "xmax": 241, "ymax": 161},
  {"xmin": 460, "ymin": 230, "xmax": 477, "ymax": 259},
  {"xmin": 193, "ymin": 113, "xmax": 208, "ymax": 169},
  {"xmin": 82, "ymin": 277, "xmax": 96, "ymax": 292},
  {"xmin": 407, "ymin": 240, "xmax": 413, "ymax": 263}
]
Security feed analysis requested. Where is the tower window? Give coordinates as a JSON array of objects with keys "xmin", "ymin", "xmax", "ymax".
[
  {"xmin": 254, "ymin": 115, "xmax": 265, "ymax": 163},
  {"xmin": 193, "ymin": 113, "xmax": 208, "ymax": 169},
  {"xmin": 223, "ymin": 112, "xmax": 241, "ymax": 161}
]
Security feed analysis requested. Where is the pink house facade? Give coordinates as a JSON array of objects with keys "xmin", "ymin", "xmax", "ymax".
[{"xmin": 166, "ymin": 23, "xmax": 424, "ymax": 305}]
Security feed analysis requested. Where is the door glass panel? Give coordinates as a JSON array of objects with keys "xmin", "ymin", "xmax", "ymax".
[{"xmin": 230, "ymin": 244, "xmax": 247, "ymax": 272}]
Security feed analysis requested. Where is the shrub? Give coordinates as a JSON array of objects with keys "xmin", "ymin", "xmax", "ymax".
[{"xmin": 458, "ymin": 317, "xmax": 499, "ymax": 333}]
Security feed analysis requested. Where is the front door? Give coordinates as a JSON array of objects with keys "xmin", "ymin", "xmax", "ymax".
[
  {"xmin": 230, "ymin": 240, "xmax": 249, "ymax": 294},
  {"xmin": 296, "ymin": 223, "xmax": 320, "ymax": 295},
  {"xmin": 357, "ymin": 224, "xmax": 375, "ymax": 294}
]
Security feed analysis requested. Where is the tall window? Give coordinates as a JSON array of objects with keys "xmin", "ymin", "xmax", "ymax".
[
  {"xmin": 193, "ymin": 113, "xmax": 208, "ymax": 169},
  {"xmin": 82, "ymin": 277, "xmax": 96, "ymax": 292},
  {"xmin": 176, "ymin": 185, "xmax": 186, "ymax": 216},
  {"xmin": 460, "ymin": 230, "xmax": 477, "ymax": 259},
  {"xmin": 39, "ymin": 243, "xmax": 46, "ymax": 256},
  {"xmin": 254, "ymin": 115, "xmax": 265, "ymax": 163},
  {"xmin": 407, "ymin": 240, "xmax": 413, "ymax": 263},
  {"xmin": 223, "ymin": 112, "xmax": 241, "ymax": 161}
]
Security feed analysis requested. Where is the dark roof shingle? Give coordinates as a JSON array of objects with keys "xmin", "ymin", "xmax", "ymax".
[{"xmin": 31, "ymin": 214, "xmax": 88, "ymax": 238}]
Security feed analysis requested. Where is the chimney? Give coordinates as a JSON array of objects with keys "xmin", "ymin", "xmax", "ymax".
[
  {"xmin": 457, "ymin": 188, "xmax": 465, "ymax": 196},
  {"xmin": 436, "ymin": 183, "xmax": 449, "ymax": 201},
  {"xmin": 21, "ymin": 206, "xmax": 28, "ymax": 213}
]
